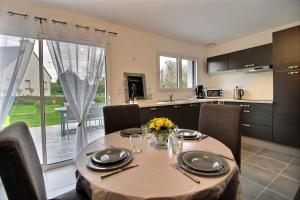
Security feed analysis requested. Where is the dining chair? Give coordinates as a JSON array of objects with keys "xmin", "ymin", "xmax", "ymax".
[
  {"xmin": 103, "ymin": 104, "xmax": 141, "ymax": 135},
  {"xmin": 0, "ymin": 122, "xmax": 90, "ymax": 200},
  {"xmin": 198, "ymin": 103, "xmax": 242, "ymax": 168},
  {"xmin": 88, "ymin": 104, "xmax": 104, "ymax": 128},
  {"xmin": 63, "ymin": 106, "xmax": 78, "ymax": 140}
]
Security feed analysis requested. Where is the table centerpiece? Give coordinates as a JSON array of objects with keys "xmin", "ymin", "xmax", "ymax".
[{"xmin": 145, "ymin": 117, "xmax": 176, "ymax": 148}]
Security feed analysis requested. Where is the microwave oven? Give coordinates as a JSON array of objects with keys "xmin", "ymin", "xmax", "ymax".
[{"xmin": 205, "ymin": 89, "xmax": 223, "ymax": 98}]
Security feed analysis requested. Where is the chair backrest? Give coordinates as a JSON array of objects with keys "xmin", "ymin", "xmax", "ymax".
[
  {"xmin": 198, "ymin": 104, "xmax": 242, "ymax": 167},
  {"xmin": 66, "ymin": 106, "xmax": 77, "ymax": 121},
  {"xmin": 89, "ymin": 104, "xmax": 104, "ymax": 118},
  {"xmin": 103, "ymin": 104, "xmax": 141, "ymax": 135},
  {"xmin": 0, "ymin": 122, "xmax": 47, "ymax": 200}
]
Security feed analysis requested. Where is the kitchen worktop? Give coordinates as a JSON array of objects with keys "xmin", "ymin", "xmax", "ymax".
[{"xmin": 135, "ymin": 98, "xmax": 273, "ymax": 108}]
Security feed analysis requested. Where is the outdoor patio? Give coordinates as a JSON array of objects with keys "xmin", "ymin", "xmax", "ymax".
[{"xmin": 29, "ymin": 121, "xmax": 104, "ymax": 164}]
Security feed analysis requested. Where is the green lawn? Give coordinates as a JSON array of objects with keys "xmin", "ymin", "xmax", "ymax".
[{"xmin": 2, "ymin": 104, "xmax": 64, "ymax": 128}]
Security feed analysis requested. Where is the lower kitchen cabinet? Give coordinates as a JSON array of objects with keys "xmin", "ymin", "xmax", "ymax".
[
  {"xmin": 140, "ymin": 103, "xmax": 200, "ymax": 130},
  {"xmin": 241, "ymin": 123, "xmax": 273, "ymax": 141},
  {"xmin": 273, "ymin": 113, "xmax": 300, "ymax": 148},
  {"xmin": 224, "ymin": 102, "xmax": 273, "ymax": 141}
]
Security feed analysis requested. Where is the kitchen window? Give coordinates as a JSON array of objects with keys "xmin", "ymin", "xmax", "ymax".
[{"xmin": 159, "ymin": 55, "xmax": 197, "ymax": 90}]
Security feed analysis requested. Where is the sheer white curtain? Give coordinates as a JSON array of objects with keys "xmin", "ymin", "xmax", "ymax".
[
  {"xmin": 0, "ymin": 36, "xmax": 35, "ymax": 127},
  {"xmin": 44, "ymin": 22, "xmax": 107, "ymax": 155},
  {"xmin": 0, "ymin": 10, "xmax": 36, "ymax": 128}
]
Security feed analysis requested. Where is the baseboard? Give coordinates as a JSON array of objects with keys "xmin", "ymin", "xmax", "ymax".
[{"xmin": 242, "ymin": 136, "xmax": 300, "ymax": 157}]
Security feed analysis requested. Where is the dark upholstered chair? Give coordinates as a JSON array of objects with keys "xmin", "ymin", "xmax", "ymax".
[
  {"xmin": 103, "ymin": 104, "xmax": 141, "ymax": 135},
  {"xmin": 198, "ymin": 104, "xmax": 242, "ymax": 168},
  {"xmin": 0, "ymin": 122, "xmax": 89, "ymax": 200}
]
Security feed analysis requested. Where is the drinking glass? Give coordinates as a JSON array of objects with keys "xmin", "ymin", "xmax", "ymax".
[
  {"xmin": 130, "ymin": 134, "xmax": 142, "ymax": 153},
  {"xmin": 141, "ymin": 125, "xmax": 148, "ymax": 135},
  {"xmin": 170, "ymin": 134, "xmax": 183, "ymax": 155}
]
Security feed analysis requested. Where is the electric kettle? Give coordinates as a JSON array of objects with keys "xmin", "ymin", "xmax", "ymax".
[{"xmin": 233, "ymin": 86, "xmax": 244, "ymax": 100}]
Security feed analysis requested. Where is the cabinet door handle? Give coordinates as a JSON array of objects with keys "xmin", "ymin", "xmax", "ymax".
[
  {"xmin": 288, "ymin": 71, "xmax": 299, "ymax": 75},
  {"xmin": 173, "ymin": 105, "xmax": 181, "ymax": 108},
  {"xmin": 189, "ymin": 104, "xmax": 197, "ymax": 107},
  {"xmin": 243, "ymin": 110, "xmax": 250, "ymax": 113},
  {"xmin": 150, "ymin": 107, "xmax": 158, "ymax": 111},
  {"xmin": 240, "ymin": 104, "xmax": 250, "ymax": 108},
  {"xmin": 287, "ymin": 66, "xmax": 299, "ymax": 69},
  {"xmin": 242, "ymin": 123, "xmax": 251, "ymax": 127},
  {"xmin": 245, "ymin": 64, "xmax": 255, "ymax": 68}
]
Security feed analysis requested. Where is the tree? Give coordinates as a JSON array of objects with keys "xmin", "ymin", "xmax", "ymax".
[{"xmin": 51, "ymin": 80, "xmax": 64, "ymax": 95}]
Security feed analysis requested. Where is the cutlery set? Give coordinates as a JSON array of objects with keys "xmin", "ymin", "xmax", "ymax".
[{"xmin": 85, "ymin": 130, "xmax": 231, "ymax": 183}]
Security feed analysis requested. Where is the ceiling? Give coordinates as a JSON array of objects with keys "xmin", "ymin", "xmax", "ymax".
[{"xmin": 25, "ymin": 0, "xmax": 300, "ymax": 44}]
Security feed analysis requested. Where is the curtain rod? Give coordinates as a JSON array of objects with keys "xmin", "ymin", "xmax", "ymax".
[{"xmin": 7, "ymin": 11, "xmax": 118, "ymax": 37}]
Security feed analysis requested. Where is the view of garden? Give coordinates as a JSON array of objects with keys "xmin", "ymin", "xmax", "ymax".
[{"xmin": 2, "ymin": 80, "xmax": 105, "ymax": 128}]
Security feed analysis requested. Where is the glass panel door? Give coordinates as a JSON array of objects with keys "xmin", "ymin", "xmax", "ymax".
[
  {"xmin": 2, "ymin": 38, "xmax": 43, "ymax": 164},
  {"xmin": 42, "ymin": 40, "xmax": 106, "ymax": 164}
]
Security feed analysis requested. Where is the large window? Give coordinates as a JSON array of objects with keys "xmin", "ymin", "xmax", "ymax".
[{"xmin": 159, "ymin": 55, "xmax": 197, "ymax": 89}]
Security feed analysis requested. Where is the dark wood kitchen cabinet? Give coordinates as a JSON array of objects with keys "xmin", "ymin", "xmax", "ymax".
[
  {"xmin": 224, "ymin": 102, "xmax": 273, "ymax": 141},
  {"xmin": 228, "ymin": 43, "xmax": 272, "ymax": 70},
  {"xmin": 207, "ymin": 54, "xmax": 229, "ymax": 73},
  {"xmin": 273, "ymin": 25, "xmax": 300, "ymax": 71},
  {"xmin": 273, "ymin": 25, "xmax": 300, "ymax": 148},
  {"xmin": 207, "ymin": 43, "xmax": 272, "ymax": 73},
  {"xmin": 140, "ymin": 103, "xmax": 201, "ymax": 130}
]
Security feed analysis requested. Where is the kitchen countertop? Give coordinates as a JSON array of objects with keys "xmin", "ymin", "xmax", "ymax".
[{"xmin": 136, "ymin": 98, "xmax": 273, "ymax": 108}]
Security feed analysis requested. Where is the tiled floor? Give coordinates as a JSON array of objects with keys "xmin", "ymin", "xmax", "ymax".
[
  {"xmin": 240, "ymin": 143, "xmax": 300, "ymax": 200},
  {"xmin": 0, "ymin": 143, "xmax": 299, "ymax": 199}
]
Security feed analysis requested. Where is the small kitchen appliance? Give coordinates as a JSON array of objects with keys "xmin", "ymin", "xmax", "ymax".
[
  {"xmin": 233, "ymin": 86, "xmax": 244, "ymax": 100},
  {"xmin": 195, "ymin": 85, "xmax": 205, "ymax": 99},
  {"xmin": 205, "ymin": 89, "xmax": 223, "ymax": 98}
]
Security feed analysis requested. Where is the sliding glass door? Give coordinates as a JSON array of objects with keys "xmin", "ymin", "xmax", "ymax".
[
  {"xmin": 42, "ymin": 40, "xmax": 106, "ymax": 164},
  {"xmin": 1, "ymin": 37, "xmax": 43, "ymax": 163},
  {"xmin": 2, "ymin": 38, "xmax": 107, "ymax": 166}
]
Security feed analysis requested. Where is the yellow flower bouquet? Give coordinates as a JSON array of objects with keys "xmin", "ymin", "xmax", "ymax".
[{"xmin": 146, "ymin": 117, "xmax": 176, "ymax": 147}]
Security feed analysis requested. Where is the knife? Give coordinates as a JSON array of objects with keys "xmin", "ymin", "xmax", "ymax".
[
  {"xmin": 86, "ymin": 145, "xmax": 114, "ymax": 156},
  {"xmin": 199, "ymin": 134, "xmax": 208, "ymax": 141},
  {"xmin": 205, "ymin": 150, "xmax": 235, "ymax": 161},
  {"xmin": 100, "ymin": 164, "xmax": 139, "ymax": 179}
]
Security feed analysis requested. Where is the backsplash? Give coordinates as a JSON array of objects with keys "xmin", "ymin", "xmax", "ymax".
[{"xmin": 206, "ymin": 70, "xmax": 273, "ymax": 100}]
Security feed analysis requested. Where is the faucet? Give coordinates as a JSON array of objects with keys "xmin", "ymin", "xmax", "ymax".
[{"xmin": 169, "ymin": 93, "xmax": 173, "ymax": 102}]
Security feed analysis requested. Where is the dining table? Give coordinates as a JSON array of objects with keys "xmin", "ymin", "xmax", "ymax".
[{"xmin": 76, "ymin": 132, "xmax": 240, "ymax": 200}]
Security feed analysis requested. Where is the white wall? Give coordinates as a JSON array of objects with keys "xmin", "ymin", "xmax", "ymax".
[
  {"xmin": 0, "ymin": 0, "xmax": 207, "ymax": 105},
  {"xmin": 206, "ymin": 21, "xmax": 300, "ymax": 100}
]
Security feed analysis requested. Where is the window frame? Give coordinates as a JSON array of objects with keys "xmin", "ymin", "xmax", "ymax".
[{"xmin": 157, "ymin": 52, "xmax": 198, "ymax": 91}]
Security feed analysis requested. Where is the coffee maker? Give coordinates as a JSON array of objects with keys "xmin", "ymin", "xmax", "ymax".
[{"xmin": 195, "ymin": 85, "xmax": 205, "ymax": 99}]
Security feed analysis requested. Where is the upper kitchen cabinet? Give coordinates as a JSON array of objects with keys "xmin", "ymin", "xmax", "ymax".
[
  {"xmin": 273, "ymin": 25, "xmax": 300, "ymax": 71},
  {"xmin": 207, "ymin": 54, "xmax": 229, "ymax": 73},
  {"xmin": 228, "ymin": 43, "xmax": 272, "ymax": 70}
]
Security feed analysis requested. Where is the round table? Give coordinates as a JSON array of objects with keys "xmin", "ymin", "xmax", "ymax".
[{"xmin": 76, "ymin": 132, "xmax": 239, "ymax": 200}]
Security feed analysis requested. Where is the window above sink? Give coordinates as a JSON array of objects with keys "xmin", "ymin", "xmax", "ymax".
[{"xmin": 158, "ymin": 53, "xmax": 197, "ymax": 91}]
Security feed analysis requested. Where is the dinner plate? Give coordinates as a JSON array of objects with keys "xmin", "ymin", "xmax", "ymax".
[
  {"xmin": 92, "ymin": 148, "xmax": 128, "ymax": 164},
  {"xmin": 178, "ymin": 151, "xmax": 229, "ymax": 176},
  {"xmin": 87, "ymin": 150, "xmax": 133, "ymax": 171},
  {"xmin": 120, "ymin": 128, "xmax": 142, "ymax": 137},
  {"xmin": 178, "ymin": 129, "xmax": 199, "ymax": 138},
  {"xmin": 182, "ymin": 151, "xmax": 224, "ymax": 172}
]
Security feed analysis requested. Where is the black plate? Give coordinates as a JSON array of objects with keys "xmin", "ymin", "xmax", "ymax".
[
  {"xmin": 178, "ymin": 129, "xmax": 199, "ymax": 138},
  {"xmin": 177, "ymin": 151, "xmax": 229, "ymax": 176},
  {"xmin": 87, "ymin": 150, "xmax": 133, "ymax": 171},
  {"xmin": 120, "ymin": 128, "xmax": 142, "ymax": 137},
  {"xmin": 182, "ymin": 151, "xmax": 224, "ymax": 172},
  {"xmin": 92, "ymin": 148, "xmax": 128, "ymax": 164}
]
